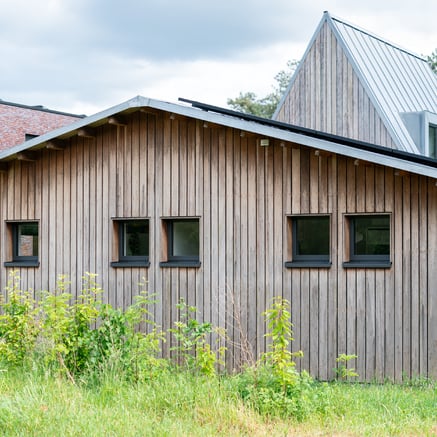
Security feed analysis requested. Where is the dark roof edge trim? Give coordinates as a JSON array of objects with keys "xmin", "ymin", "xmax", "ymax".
[
  {"xmin": 0, "ymin": 100, "xmax": 85, "ymax": 118},
  {"xmin": 179, "ymin": 97, "xmax": 437, "ymax": 169}
]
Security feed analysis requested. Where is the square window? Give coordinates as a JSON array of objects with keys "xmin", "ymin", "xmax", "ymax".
[
  {"xmin": 285, "ymin": 215, "xmax": 330, "ymax": 268},
  {"xmin": 160, "ymin": 218, "xmax": 201, "ymax": 267},
  {"xmin": 4, "ymin": 221, "xmax": 39, "ymax": 267},
  {"xmin": 111, "ymin": 219, "xmax": 150, "ymax": 267},
  {"xmin": 344, "ymin": 214, "xmax": 391, "ymax": 268}
]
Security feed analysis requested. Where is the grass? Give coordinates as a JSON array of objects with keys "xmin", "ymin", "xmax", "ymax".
[
  {"xmin": 0, "ymin": 369, "xmax": 435, "ymax": 436},
  {"xmin": 0, "ymin": 369, "xmax": 287, "ymax": 437},
  {"xmin": 300, "ymin": 381, "xmax": 437, "ymax": 436}
]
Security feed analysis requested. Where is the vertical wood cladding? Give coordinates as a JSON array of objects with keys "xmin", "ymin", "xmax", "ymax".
[
  {"xmin": 275, "ymin": 22, "xmax": 398, "ymax": 150},
  {"xmin": 0, "ymin": 110, "xmax": 436, "ymax": 381}
]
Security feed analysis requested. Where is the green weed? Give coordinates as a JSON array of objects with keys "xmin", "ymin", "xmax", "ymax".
[
  {"xmin": 334, "ymin": 353, "xmax": 359, "ymax": 380},
  {"xmin": 169, "ymin": 299, "xmax": 226, "ymax": 376}
]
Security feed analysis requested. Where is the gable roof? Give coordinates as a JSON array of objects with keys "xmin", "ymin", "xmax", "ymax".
[
  {"xmin": 274, "ymin": 11, "xmax": 437, "ymax": 154},
  {"xmin": 2, "ymin": 95, "xmax": 437, "ymax": 180}
]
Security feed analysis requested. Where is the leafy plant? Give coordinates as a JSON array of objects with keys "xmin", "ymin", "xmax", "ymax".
[
  {"xmin": 170, "ymin": 299, "xmax": 225, "ymax": 376},
  {"xmin": 0, "ymin": 271, "xmax": 40, "ymax": 366},
  {"xmin": 334, "ymin": 354, "xmax": 359, "ymax": 380},
  {"xmin": 235, "ymin": 296, "xmax": 316, "ymax": 420},
  {"xmin": 262, "ymin": 296, "xmax": 303, "ymax": 390},
  {"xmin": 0, "ymin": 273, "xmax": 167, "ymax": 383},
  {"xmin": 37, "ymin": 275, "xmax": 73, "ymax": 372},
  {"xmin": 88, "ymin": 289, "xmax": 167, "ymax": 382}
]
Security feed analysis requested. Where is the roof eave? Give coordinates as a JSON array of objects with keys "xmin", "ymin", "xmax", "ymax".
[
  {"xmin": 0, "ymin": 96, "xmax": 152, "ymax": 161},
  {"xmin": 2, "ymin": 95, "xmax": 437, "ymax": 180}
]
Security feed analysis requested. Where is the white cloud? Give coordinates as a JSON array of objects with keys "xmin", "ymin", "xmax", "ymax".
[{"xmin": 0, "ymin": 0, "xmax": 434, "ymax": 115}]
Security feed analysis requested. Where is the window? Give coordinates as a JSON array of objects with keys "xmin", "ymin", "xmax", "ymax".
[
  {"xmin": 429, "ymin": 124, "xmax": 437, "ymax": 159},
  {"xmin": 4, "ymin": 221, "xmax": 39, "ymax": 267},
  {"xmin": 285, "ymin": 215, "xmax": 331, "ymax": 268},
  {"xmin": 111, "ymin": 219, "xmax": 150, "ymax": 267},
  {"xmin": 160, "ymin": 218, "xmax": 201, "ymax": 267},
  {"xmin": 344, "ymin": 214, "xmax": 391, "ymax": 268},
  {"xmin": 400, "ymin": 111, "xmax": 437, "ymax": 157}
]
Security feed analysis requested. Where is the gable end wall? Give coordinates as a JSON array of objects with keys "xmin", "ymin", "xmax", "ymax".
[{"xmin": 276, "ymin": 22, "xmax": 398, "ymax": 150}]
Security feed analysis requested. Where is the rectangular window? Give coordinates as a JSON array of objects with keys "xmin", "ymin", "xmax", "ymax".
[
  {"xmin": 344, "ymin": 214, "xmax": 391, "ymax": 268},
  {"xmin": 285, "ymin": 215, "xmax": 331, "ymax": 268},
  {"xmin": 429, "ymin": 124, "xmax": 437, "ymax": 159},
  {"xmin": 4, "ymin": 221, "xmax": 39, "ymax": 267},
  {"xmin": 160, "ymin": 218, "xmax": 201, "ymax": 267},
  {"xmin": 111, "ymin": 219, "xmax": 150, "ymax": 267}
]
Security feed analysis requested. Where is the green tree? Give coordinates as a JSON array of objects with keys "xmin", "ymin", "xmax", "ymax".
[
  {"xmin": 427, "ymin": 49, "xmax": 437, "ymax": 74},
  {"xmin": 227, "ymin": 59, "xmax": 299, "ymax": 119}
]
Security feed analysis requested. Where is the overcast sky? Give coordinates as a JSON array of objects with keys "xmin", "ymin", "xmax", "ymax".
[{"xmin": 1, "ymin": 0, "xmax": 436, "ymax": 116}]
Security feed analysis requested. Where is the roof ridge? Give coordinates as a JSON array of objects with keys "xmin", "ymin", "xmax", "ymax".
[{"xmin": 327, "ymin": 12, "xmax": 427, "ymax": 61}]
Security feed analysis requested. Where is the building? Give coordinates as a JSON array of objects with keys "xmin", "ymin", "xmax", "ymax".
[
  {"xmin": 0, "ymin": 100, "xmax": 84, "ymax": 151},
  {"xmin": 0, "ymin": 96, "xmax": 436, "ymax": 381},
  {"xmin": 274, "ymin": 12, "xmax": 437, "ymax": 157}
]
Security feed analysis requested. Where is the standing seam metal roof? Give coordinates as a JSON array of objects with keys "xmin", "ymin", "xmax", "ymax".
[{"xmin": 327, "ymin": 13, "xmax": 437, "ymax": 154}]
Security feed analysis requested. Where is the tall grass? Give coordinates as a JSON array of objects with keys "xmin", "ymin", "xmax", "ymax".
[
  {"xmin": 0, "ymin": 369, "xmax": 291, "ymax": 437},
  {"xmin": 0, "ymin": 369, "xmax": 436, "ymax": 436}
]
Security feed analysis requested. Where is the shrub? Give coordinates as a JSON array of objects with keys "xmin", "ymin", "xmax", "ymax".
[
  {"xmin": 0, "ymin": 271, "xmax": 40, "ymax": 366},
  {"xmin": 87, "ymin": 290, "xmax": 167, "ymax": 382},
  {"xmin": 37, "ymin": 273, "xmax": 102, "ymax": 378},
  {"xmin": 170, "ymin": 299, "xmax": 226, "ymax": 376},
  {"xmin": 0, "ymin": 273, "xmax": 167, "ymax": 383},
  {"xmin": 234, "ymin": 296, "xmax": 319, "ymax": 420}
]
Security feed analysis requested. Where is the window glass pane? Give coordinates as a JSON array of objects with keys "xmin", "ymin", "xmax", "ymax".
[
  {"xmin": 18, "ymin": 223, "xmax": 38, "ymax": 257},
  {"xmin": 295, "ymin": 216, "xmax": 329, "ymax": 256},
  {"xmin": 429, "ymin": 125, "xmax": 437, "ymax": 159},
  {"xmin": 123, "ymin": 221, "xmax": 149, "ymax": 257},
  {"xmin": 353, "ymin": 216, "xmax": 389, "ymax": 256},
  {"xmin": 172, "ymin": 221, "xmax": 199, "ymax": 257}
]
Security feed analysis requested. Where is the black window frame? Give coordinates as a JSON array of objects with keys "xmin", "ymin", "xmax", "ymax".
[
  {"xmin": 344, "ymin": 214, "xmax": 391, "ymax": 268},
  {"xmin": 285, "ymin": 214, "xmax": 331, "ymax": 268},
  {"xmin": 111, "ymin": 219, "xmax": 150, "ymax": 268},
  {"xmin": 4, "ymin": 221, "xmax": 40, "ymax": 267},
  {"xmin": 160, "ymin": 218, "xmax": 201, "ymax": 268}
]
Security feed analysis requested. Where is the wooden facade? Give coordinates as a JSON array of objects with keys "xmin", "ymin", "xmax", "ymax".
[
  {"xmin": 275, "ymin": 21, "xmax": 398, "ymax": 150},
  {"xmin": 274, "ymin": 12, "xmax": 437, "ymax": 157},
  {"xmin": 1, "ymin": 105, "xmax": 436, "ymax": 381}
]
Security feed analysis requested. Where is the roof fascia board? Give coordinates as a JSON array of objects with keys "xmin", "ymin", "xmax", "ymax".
[
  {"xmin": 1, "ymin": 96, "xmax": 437, "ymax": 179},
  {"xmin": 130, "ymin": 99, "xmax": 437, "ymax": 178},
  {"xmin": 279, "ymin": 130, "xmax": 437, "ymax": 178},
  {"xmin": 327, "ymin": 15, "xmax": 416, "ymax": 152},
  {"xmin": 273, "ymin": 12, "xmax": 330, "ymax": 120},
  {"xmin": 0, "ymin": 96, "xmax": 151, "ymax": 160}
]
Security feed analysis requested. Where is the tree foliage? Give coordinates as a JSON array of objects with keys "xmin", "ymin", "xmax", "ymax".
[
  {"xmin": 227, "ymin": 60, "xmax": 299, "ymax": 119},
  {"xmin": 427, "ymin": 49, "xmax": 437, "ymax": 74}
]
